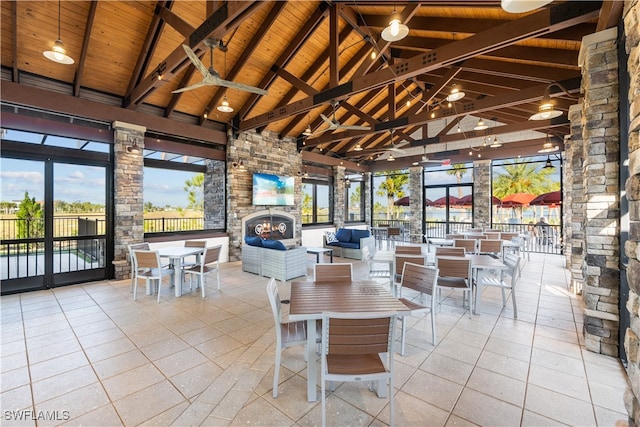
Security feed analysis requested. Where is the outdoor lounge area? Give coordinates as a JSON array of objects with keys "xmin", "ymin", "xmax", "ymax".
[{"xmin": 0, "ymin": 252, "xmax": 628, "ymax": 426}]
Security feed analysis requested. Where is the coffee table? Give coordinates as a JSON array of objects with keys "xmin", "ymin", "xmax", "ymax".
[{"xmin": 306, "ymin": 247, "xmax": 333, "ymax": 263}]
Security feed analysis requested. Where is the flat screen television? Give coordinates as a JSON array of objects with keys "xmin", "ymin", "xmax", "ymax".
[{"xmin": 252, "ymin": 173, "xmax": 295, "ymax": 206}]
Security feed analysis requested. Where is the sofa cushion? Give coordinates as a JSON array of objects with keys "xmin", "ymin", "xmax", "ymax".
[
  {"xmin": 244, "ymin": 236, "xmax": 263, "ymax": 247},
  {"xmin": 334, "ymin": 241, "xmax": 359, "ymax": 249},
  {"xmin": 335, "ymin": 228, "xmax": 352, "ymax": 243},
  {"xmin": 325, "ymin": 231, "xmax": 339, "ymax": 244},
  {"xmin": 262, "ymin": 239, "xmax": 287, "ymax": 251},
  {"xmin": 350, "ymin": 229, "xmax": 370, "ymax": 243}
]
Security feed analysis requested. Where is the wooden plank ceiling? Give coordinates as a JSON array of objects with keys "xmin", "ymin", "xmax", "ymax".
[{"xmin": 1, "ymin": 1, "xmax": 621, "ymax": 169}]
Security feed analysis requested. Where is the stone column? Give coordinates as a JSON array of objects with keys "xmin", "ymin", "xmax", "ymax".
[
  {"xmin": 409, "ymin": 166, "xmax": 424, "ymax": 241},
  {"xmin": 333, "ymin": 166, "xmax": 346, "ymax": 229},
  {"xmin": 112, "ymin": 121, "xmax": 146, "ymax": 280},
  {"xmin": 473, "ymin": 160, "xmax": 492, "ymax": 229},
  {"xmin": 567, "ymin": 104, "xmax": 586, "ymax": 293},
  {"xmin": 204, "ymin": 159, "xmax": 225, "ymax": 229},
  {"xmin": 364, "ymin": 172, "xmax": 372, "ymax": 226},
  {"xmin": 623, "ymin": 1, "xmax": 640, "ymax": 425},
  {"xmin": 580, "ymin": 27, "xmax": 620, "ymax": 357}
]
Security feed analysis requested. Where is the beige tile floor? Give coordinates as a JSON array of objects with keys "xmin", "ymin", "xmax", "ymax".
[{"xmin": 0, "ymin": 251, "xmax": 629, "ymax": 426}]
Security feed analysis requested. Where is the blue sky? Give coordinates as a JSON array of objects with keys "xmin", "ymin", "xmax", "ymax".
[{"xmin": 1, "ymin": 158, "xmax": 195, "ymax": 208}]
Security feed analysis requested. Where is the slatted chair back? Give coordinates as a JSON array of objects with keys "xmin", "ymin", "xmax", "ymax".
[
  {"xmin": 500, "ymin": 232, "xmax": 518, "ymax": 241},
  {"xmin": 435, "ymin": 246, "xmax": 465, "ymax": 256},
  {"xmin": 478, "ymin": 239, "xmax": 504, "ymax": 256},
  {"xmin": 445, "ymin": 234, "xmax": 464, "ymax": 239},
  {"xmin": 436, "ymin": 256, "xmax": 472, "ymax": 281},
  {"xmin": 454, "ymin": 238, "xmax": 477, "ymax": 254},
  {"xmin": 185, "ymin": 240, "xmax": 207, "ymax": 248},
  {"xmin": 128, "ymin": 242, "xmax": 150, "ymax": 290},
  {"xmin": 314, "ymin": 263, "xmax": 353, "ymax": 283},
  {"xmin": 400, "ymin": 262, "xmax": 437, "ymax": 297},
  {"xmin": 394, "ymin": 245, "xmax": 422, "ymax": 255},
  {"xmin": 483, "ymin": 232, "xmax": 501, "ymax": 240}
]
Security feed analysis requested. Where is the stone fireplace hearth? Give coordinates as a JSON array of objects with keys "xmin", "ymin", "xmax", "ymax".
[{"xmin": 241, "ymin": 210, "xmax": 296, "ymax": 247}]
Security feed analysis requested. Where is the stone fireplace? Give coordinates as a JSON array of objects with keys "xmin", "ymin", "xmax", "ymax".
[{"xmin": 241, "ymin": 210, "xmax": 296, "ymax": 247}]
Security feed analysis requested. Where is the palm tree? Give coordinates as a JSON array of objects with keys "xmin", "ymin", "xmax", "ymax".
[
  {"xmin": 446, "ymin": 164, "xmax": 468, "ymax": 198},
  {"xmin": 376, "ymin": 174, "xmax": 409, "ymax": 220},
  {"xmin": 493, "ymin": 159, "xmax": 559, "ymax": 221}
]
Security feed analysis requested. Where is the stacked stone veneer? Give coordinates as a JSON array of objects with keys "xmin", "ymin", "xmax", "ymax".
[
  {"xmin": 579, "ymin": 26, "xmax": 621, "ymax": 357},
  {"xmin": 408, "ymin": 166, "xmax": 423, "ymax": 240},
  {"xmin": 473, "ymin": 160, "xmax": 492, "ymax": 229},
  {"xmin": 333, "ymin": 166, "xmax": 346, "ymax": 229},
  {"xmin": 112, "ymin": 122, "xmax": 146, "ymax": 280},
  {"xmin": 227, "ymin": 130, "xmax": 302, "ymax": 261},
  {"xmin": 204, "ymin": 159, "xmax": 225, "ymax": 229},
  {"xmin": 567, "ymin": 104, "xmax": 586, "ymax": 293},
  {"xmin": 623, "ymin": 1, "xmax": 640, "ymax": 425}
]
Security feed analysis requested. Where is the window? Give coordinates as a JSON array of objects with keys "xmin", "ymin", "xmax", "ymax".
[
  {"xmin": 372, "ymin": 170, "xmax": 410, "ymax": 226},
  {"xmin": 302, "ymin": 178, "xmax": 332, "ymax": 225},
  {"xmin": 345, "ymin": 176, "xmax": 364, "ymax": 222}
]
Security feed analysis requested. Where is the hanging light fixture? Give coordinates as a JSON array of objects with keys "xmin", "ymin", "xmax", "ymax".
[
  {"xmin": 538, "ymin": 134, "xmax": 559, "ymax": 153},
  {"xmin": 353, "ymin": 143, "xmax": 363, "ymax": 151},
  {"xmin": 473, "ymin": 118, "xmax": 488, "ymax": 130},
  {"xmin": 501, "ymin": 0, "xmax": 553, "ymax": 13},
  {"xmin": 543, "ymin": 156, "xmax": 555, "ymax": 169},
  {"xmin": 381, "ymin": 8, "xmax": 409, "ymax": 42},
  {"xmin": 446, "ymin": 84, "xmax": 466, "ymax": 102},
  {"xmin": 529, "ymin": 90, "xmax": 562, "ymax": 120},
  {"xmin": 488, "ymin": 136, "xmax": 503, "ymax": 148},
  {"xmin": 43, "ymin": 0, "xmax": 74, "ymax": 65},
  {"xmin": 387, "ymin": 153, "xmax": 395, "ymax": 161},
  {"xmin": 217, "ymin": 96, "xmax": 234, "ymax": 113}
]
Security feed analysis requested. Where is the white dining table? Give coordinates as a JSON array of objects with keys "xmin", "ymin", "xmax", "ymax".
[
  {"xmin": 156, "ymin": 246, "xmax": 204, "ymax": 297},
  {"xmin": 466, "ymin": 254, "xmax": 508, "ymax": 314},
  {"xmin": 289, "ymin": 280, "xmax": 409, "ymax": 402}
]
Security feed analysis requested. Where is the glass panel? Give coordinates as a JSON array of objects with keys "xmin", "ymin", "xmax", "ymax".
[
  {"xmin": 301, "ymin": 183, "xmax": 313, "ymax": 224},
  {"xmin": 372, "ymin": 171, "xmax": 410, "ymax": 227},
  {"xmin": 316, "ymin": 184, "xmax": 330, "ymax": 223},
  {"xmin": 346, "ymin": 181, "xmax": 363, "ymax": 221},
  {"xmin": 449, "ymin": 185, "xmax": 473, "ymax": 229},
  {"xmin": 0, "ymin": 158, "xmax": 45, "ymax": 280},
  {"xmin": 144, "ymin": 167, "xmax": 205, "ymax": 232},
  {"xmin": 53, "ymin": 163, "xmax": 106, "ymax": 274},
  {"xmin": 425, "ymin": 187, "xmax": 446, "ymax": 238}
]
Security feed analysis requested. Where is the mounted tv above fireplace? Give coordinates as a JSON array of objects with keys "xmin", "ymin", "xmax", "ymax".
[{"xmin": 252, "ymin": 173, "xmax": 294, "ymax": 206}]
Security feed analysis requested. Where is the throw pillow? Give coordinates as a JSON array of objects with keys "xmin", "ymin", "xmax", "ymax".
[
  {"xmin": 325, "ymin": 231, "xmax": 338, "ymax": 244},
  {"xmin": 244, "ymin": 236, "xmax": 263, "ymax": 247},
  {"xmin": 335, "ymin": 228, "xmax": 352, "ymax": 243},
  {"xmin": 262, "ymin": 239, "xmax": 287, "ymax": 251}
]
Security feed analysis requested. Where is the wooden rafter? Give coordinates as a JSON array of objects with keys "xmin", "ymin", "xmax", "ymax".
[{"xmin": 73, "ymin": 0, "xmax": 97, "ymax": 97}]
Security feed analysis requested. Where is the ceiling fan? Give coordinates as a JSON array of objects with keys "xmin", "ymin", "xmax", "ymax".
[
  {"xmin": 413, "ymin": 146, "xmax": 450, "ymax": 166},
  {"xmin": 311, "ymin": 100, "xmax": 371, "ymax": 135},
  {"xmin": 172, "ymin": 38, "xmax": 267, "ymax": 96}
]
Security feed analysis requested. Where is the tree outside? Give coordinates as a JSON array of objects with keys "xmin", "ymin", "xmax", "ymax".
[
  {"xmin": 375, "ymin": 172, "xmax": 409, "ymax": 220},
  {"xmin": 446, "ymin": 164, "xmax": 469, "ymax": 198},
  {"xmin": 16, "ymin": 192, "xmax": 44, "ymax": 238}
]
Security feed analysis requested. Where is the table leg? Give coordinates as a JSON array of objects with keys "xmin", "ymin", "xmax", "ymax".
[
  {"xmin": 329, "ymin": 251, "xmax": 333, "ymax": 263},
  {"xmin": 316, "ymin": 253, "xmax": 320, "ymax": 264},
  {"xmin": 474, "ymin": 268, "xmax": 484, "ymax": 314},
  {"xmin": 172, "ymin": 256, "xmax": 182, "ymax": 298},
  {"xmin": 306, "ymin": 318, "xmax": 317, "ymax": 402}
]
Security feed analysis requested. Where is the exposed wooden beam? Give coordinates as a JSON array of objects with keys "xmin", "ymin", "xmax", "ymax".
[
  {"xmin": 73, "ymin": 0, "xmax": 97, "ymax": 97},
  {"xmin": 236, "ymin": 2, "xmax": 330, "ymax": 120},
  {"xmin": 596, "ymin": 0, "xmax": 624, "ymax": 32},
  {"xmin": 125, "ymin": 1, "xmax": 262, "ymax": 108},
  {"xmin": 200, "ymin": 2, "xmax": 287, "ymax": 125},
  {"xmin": 11, "ymin": 0, "xmax": 18, "ymax": 83},
  {"xmin": 329, "ymin": 4, "xmax": 339, "ymax": 88},
  {"xmin": 240, "ymin": 1, "xmax": 600, "ymax": 131},
  {"xmin": 158, "ymin": 6, "xmax": 195, "ymax": 37}
]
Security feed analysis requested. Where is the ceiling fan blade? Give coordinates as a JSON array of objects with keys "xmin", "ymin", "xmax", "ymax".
[
  {"xmin": 181, "ymin": 44, "xmax": 210, "ymax": 78},
  {"xmin": 216, "ymin": 78, "xmax": 268, "ymax": 96},
  {"xmin": 319, "ymin": 114, "xmax": 333, "ymax": 126},
  {"xmin": 171, "ymin": 81, "xmax": 209, "ymax": 94},
  {"xmin": 340, "ymin": 125, "xmax": 371, "ymax": 131}
]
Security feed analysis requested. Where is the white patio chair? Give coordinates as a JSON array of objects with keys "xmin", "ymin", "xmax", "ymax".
[{"xmin": 182, "ymin": 245, "xmax": 222, "ymax": 296}]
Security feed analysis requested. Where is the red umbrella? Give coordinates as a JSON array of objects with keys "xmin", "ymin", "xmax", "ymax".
[
  {"xmin": 529, "ymin": 190, "xmax": 561, "ymax": 206},
  {"xmin": 491, "ymin": 196, "xmax": 501, "ymax": 204},
  {"xmin": 455, "ymin": 194, "xmax": 473, "ymax": 206},
  {"xmin": 395, "ymin": 196, "xmax": 433, "ymax": 206},
  {"xmin": 431, "ymin": 195, "xmax": 460, "ymax": 207},
  {"xmin": 499, "ymin": 193, "xmax": 536, "ymax": 207}
]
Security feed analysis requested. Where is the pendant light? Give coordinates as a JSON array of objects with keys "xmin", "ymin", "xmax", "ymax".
[
  {"xmin": 217, "ymin": 51, "xmax": 233, "ymax": 112},
  {"xmin": 538, "ymin": 134, "xmax": 559, "ymax": 153},
  {"xmin": 43, "ymin": 0, "xmax": 74, "ymax": 65},
  {"xmin": 543, "ymin": 156, "xmax": 555, "ymax": 169},
  {"xmin": 381, "ymin": 8, "xmax": 409, "ymax": 42},
  {"xmin": 446, "ymin": 84, "xmax": 465, "ymax": 102},
  {"xmin": 473, "ymin": 118, "xmax": 488, "ymax": 130}
]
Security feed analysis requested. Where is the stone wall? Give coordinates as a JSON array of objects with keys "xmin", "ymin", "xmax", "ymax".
[
  {"xmin": 333, "ymin": 166, "xmax": 346, "ymax": 229},
  {"xmin": 204, "ymin": 159, "xmax": 225, "ymax": 229},
  {"xmin": 567, "ymin": 104, "xmax": 586, "ymax": 293},
  {"xmin": 409, "ymin": 166, "xmax": 423, "ymax": 241},
  {"xmin": 580, "ymin": 27, "xmax": 621, "ymax": 356},
  {"xmin": 623, "ymin": 1, "xmax": 640, "ymax": 425},
  {"xmin": 227, "ymin": 130, "xmax": 302, "ymax": 261},
  {"xmin": 112, "ymin": 122, "xmax": 146, "ymax": 280},
  {"xmin": 472, "ymin": 160, "xmax": 492, "ymax": 229}
]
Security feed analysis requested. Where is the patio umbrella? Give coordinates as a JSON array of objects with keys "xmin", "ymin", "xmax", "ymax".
[
  {"xmin": 394, "ymin": 196, "xmax": 410, "ymax": 206},
  {"xmin": 455, "ymin": 194, "xmax": 473, "ymax": 206},
  {"xmin": 491, "ymin": 196, "xmax": 501, "ymax": 205},
  {"xmin": 499, "ymin": 192, "xmax": 536, "ymax": 208},
  {"xmin": 394, "ymin": 196, "xmax": 433, "ymax": 206},
  {"xmin": 529, "ymin": 190, "xmax": 561, "ymax": 206},
  {"xmin": 431, "ymin": 195, "xmax": 460, "ymax": 207}
]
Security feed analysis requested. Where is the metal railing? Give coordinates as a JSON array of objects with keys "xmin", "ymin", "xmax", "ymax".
[{"xmin": 144, "ymin": 217, "xmax": 204, "ymax": 233}]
